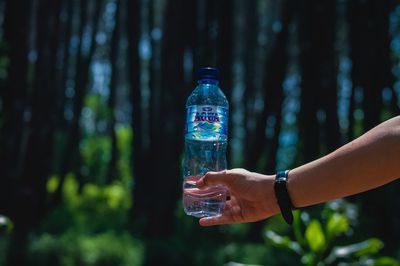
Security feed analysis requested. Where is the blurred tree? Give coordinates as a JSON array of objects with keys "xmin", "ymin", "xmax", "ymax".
[
  {"xmin": 245, "ymin": 0, "xmax": 293, "ymax": 241},
  {"xmin": 348, "ymin": 0, "xmax": 396, "ymax": 134},
  {"xmin": 0, "ymin": 0, "xmax": 31, "ymax": 214},
  {"xmin": 53, "ymin": 0, "xmax": 104, "ymax": 204},
  {"xmin": 216, "ymin": 0, "xmax": 233, "ymax": 93},
  {"xmin": 0, "ymin": 1, "xmax": 30, "ymax": 262},
  {"xmin": 0, "ymin": 0, "xmax": 398, "ymax": 264},
  {"xmin": 106, "ymin": 0, "xmax": 121, "ymax": 184},
  {"xmin": 3, "ymin": 0, "xmax": 64, "ymax": 263},
  {"xmin": 244, "ymin": 0, "xmax": 292, "ymax": 173},
  {"xmin": 298, "ymin": 0, "xmax": 340, "ymax": 163},
  {"xmin": 131, "ymin": 0, "xmax": 195, "ymax": 237},
  {"xmin": 128, "ymin": 0, "xmax": 143, "ymax": 231},
  {"xmin": 348, "ymin": 0, "xmax": 400, "ymax": 254},
  {"xmin": 216, "ymin": 0, "xmax": 234, "ymax": 161}
]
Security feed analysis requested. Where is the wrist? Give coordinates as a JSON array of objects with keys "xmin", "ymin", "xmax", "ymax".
[{"xmin": 259, "ymin": 174, "xmax": 281, "ymax": 219}]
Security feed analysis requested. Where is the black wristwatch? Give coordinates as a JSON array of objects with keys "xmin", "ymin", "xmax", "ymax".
[{"xmin": 274, "ymin": 170, "xmax": 294, "ymax": 225}]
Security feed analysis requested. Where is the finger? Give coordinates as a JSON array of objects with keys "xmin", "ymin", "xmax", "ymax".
[
  {"xmin": 199, "ymin": 198, "xmax": 238, "ymax": 226},
  {"xmin": 199, "ymin": 215, "xmax": 233, "ymax": 226},
  {"xmin": 196, "ymin": 170, "xmax": 230, "ymax": 188},
  {"xmin": 198, "ymin": 206, "xmax": 236, "ymax": 226}
]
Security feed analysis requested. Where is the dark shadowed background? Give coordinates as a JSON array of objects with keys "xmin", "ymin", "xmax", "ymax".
[{"xmin": 0, "ymin": 0, "xmax": 399, "ymax": 265}]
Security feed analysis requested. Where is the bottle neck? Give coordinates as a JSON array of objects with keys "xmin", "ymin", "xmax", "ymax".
[{"xmin": 197, "ymin": 79, "xmax": 219, "ymax": 85}]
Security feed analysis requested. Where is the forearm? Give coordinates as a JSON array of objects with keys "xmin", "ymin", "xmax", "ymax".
[{"xmin": 288, "ymin": 116, "xmax": 400, "ymax": 208}]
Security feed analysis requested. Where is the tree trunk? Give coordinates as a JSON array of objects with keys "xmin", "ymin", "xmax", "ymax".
[
  {"xmin": 318, "ymin": 0, "xmax": 341, "ymax": 152},
  {"xmin": 246, "ymin": 0, "xmax": 292, "ymax": 241},
  {"xmin": 52, "ymin": 0, "xmax": 103, "ymax": 204},
  {"xmin": 6, "ymin": 0, "xmax": 63, "ymax": 263},
  {"xmin": 242, "ymin": 0, "xmax": 259, "ymax": 171},
  {"xmin": 0, "ymin": 2, "xmax": 32, "ymax": 263},
  {"xmin": 130, "ymin": 0, "xmax": 196, "ymax": 264},
  {"xmin": 106, "ymin": 0, "xmax": 121, "ymax": 184},
  {"xmin": 57, "ymin": 0, "xmax": 74, "ymax": 131},
  {"xmin": 0, "ymin": 0, "xmax": 31, "ymax": 216},
  {"xmin": 195, "ymin": 0, "xmax": 217, "ymax": 67},
  {"xmin": 216, "ymin": 0, "xmax": 233, "ymax": 163},
  {"xmin": 244, "ymin": 0, "xmax": 291, "ymax": 172},
  {"xmin": 348, "ymin": 0, "xmax": 399, "ymax": 253},
  {"xmin": 128, "ymin": 0, "xmax": 144, "ymax": 230},
  {"xmin": 20, "ymin": 0, "xmax": 63, "ymax": 224},
  {"xmin": 298, "ymin": 0, "xmax": 340, "ymax": 162}
]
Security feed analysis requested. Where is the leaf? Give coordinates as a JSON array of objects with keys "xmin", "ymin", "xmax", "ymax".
[
  {"xmin": 301, "ymin": 253, "xmax": 315, "ymax": 266},
  {"xmin": 293, "ymin": 210, "xmax": 305, "ymax": 246},
  {"xmin": 305, "ymin": 220, "xmax": 326, "ymax": 253},
  {"xmin": 330, "ymin": 238, "xmax": 383, "ymax": 259},
  {"xmin": 265, "ymin": 230, "xmax": 302, "ymax": 254},
  {"xmin": 371, "ymin": 256, "xmax": 399, "ymax": 266},
  {"xmin": 326, "ymin": 213, "xmax": 349, "ymax": 240},
  {"xmin": 46, "ymin": 175, "xmax": 60, "ymax": 194},
  {"xmin": 354, "ymin": 238, "xmax": 383, "ymax": 257}
]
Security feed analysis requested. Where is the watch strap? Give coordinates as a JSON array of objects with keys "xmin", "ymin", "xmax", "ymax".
[{"xmin": 274, "ymin": 170, "xmax": 294, "ymax": 225}]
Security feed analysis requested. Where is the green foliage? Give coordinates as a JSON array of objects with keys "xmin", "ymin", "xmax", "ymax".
[
  {"xmin": 45, "ymin": 174, "xmax": 131, "ymax": 233},
  {"xmin": 30, "ymin": 108, "xmax": 137, "ymax": 265},
  {"xmin": 326, "ymin": 213, "xmax": 349, "ymax": 241},
  {"xmin": 34, "ymin": 132, "xmax": 135, "ymax": 265},
  {"xmin": 80, "ymin": 135, "xmax": 112, "ymax": 184},
  {"xmin": 265, "ymin": 201, "xmax": 398, "ymax": 266},
  {"xmin": 80, "ymin": 93, "xmax": 133, "ymax": 187},
  {"xmin": 265, "ymin": 230, "xmax": 301, "ymax": 254},
  {"xmin": 28, "ymin": 230, "xmax": 143, "ymax": 266},
  {"xmin": 326, "ymin": 238, "xmax": 384, "ymax": 263},
  {"xmin": 84, "ymin": 94, "xmax": 110, "ymax": 122},
  {"xmin": 115, "ymin": 125, "xmax": 133, "ymax": 186},
  {"xmin": 222, "ymin": 243, "xmax": 277, "ymax": 265},
  {"xmin": 305, "ymin": 219, "xmax": 326, "ymax": 253},
  {"xmin": 32, "ymin": 171, "xmax": 137, "ymax": 266}
]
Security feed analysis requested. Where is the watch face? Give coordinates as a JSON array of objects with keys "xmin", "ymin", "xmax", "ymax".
[
  {"xmin": 277, "ymin": 177, "xmax": 287, "ymax": 182},
  {"xmin": 276, "ymin": 170, "xmax": 289, "ymax": 181},
  {"xmin": 275, "ymin": 178, "xmax": 287, "ymax": 184}
]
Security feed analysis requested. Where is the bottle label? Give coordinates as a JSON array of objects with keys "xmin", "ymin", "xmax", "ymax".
[{"xmin": 185, "ymin": 105, "xmax": 228, "ymax": 141}]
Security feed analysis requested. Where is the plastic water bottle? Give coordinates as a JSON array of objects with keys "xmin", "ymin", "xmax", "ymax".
[{"xmin": 182, "ymin": 67, "xmax": 229, "ymax": 218}]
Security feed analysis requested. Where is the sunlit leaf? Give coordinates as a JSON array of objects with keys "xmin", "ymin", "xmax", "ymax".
[
  {"xmin": 265, "ymin": 230, "xmax": 302, "ymax": 254},
  {"xmin": 301, "ymin": 253, "xmax": 314, "ymax": 265},
  {"xmin": 326, "ymin": 213, "xmax": 349, "ymax": 240},
  {"xmin": 105, "ymin": 182, "xmax": 131, "ymax": 209},
  {"xmin": 46, "ymin": 175, "xmax": 60, "ymax": 194},
  {"xmin": 293, "ymin": 210, "xmax": 305, "ymax": 246},
  {"xmin": 305, "ymin": 220, "xmax": 326, "ymax": 253},
  {"xmin": 330, "ymin": 238, "xmax": 383, "ymax": 259},
  {"xmin": 371, "ymin": 256, "xmax": 399, "ymax": 266},
  {"xmin": 63, "ymin": 174, "xmax": 79, "ymax": 207},
  {"xmin": 354, "ymin": 238, "xmax": 384, "ymax": 257}
]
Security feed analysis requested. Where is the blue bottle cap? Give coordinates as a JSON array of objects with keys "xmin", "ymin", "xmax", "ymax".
[{"xmin": 198, "ymin": 67, "xmax": 219, "ymax": 81}]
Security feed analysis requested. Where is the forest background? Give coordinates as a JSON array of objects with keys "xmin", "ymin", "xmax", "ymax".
[{"xmin": 0, "ymin": 0, "xmax": 400, "ymax": 265}]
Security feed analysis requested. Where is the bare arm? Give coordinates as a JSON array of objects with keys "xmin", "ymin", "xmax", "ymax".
[
  {"xmin": 197, "ymin": 116, "xmax": 400, "ymax": 226},
  {"xmin": 289, "ymin": 116, "xmax": 400, "ymax": 208}
]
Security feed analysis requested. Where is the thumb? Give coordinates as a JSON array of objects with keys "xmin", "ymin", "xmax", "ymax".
[{"xmin": 197, "ymin": 170, "xmax": 230, "ymax": 188}]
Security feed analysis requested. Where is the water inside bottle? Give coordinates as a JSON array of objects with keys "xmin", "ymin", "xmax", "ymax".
[
  {"xmin": 182, "ymin": 175, "xmax": 227, "ymax": 217},
  {"xmin": 183, "ymin": 67, "xmax": 229, "ymax": 218}
]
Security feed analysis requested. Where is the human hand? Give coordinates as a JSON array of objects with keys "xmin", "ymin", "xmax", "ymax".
[{"xmin": 196, "ymin": 168, "xmax": 279, "ymax": 226}]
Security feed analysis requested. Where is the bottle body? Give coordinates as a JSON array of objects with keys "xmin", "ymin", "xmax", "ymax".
[
  {"xmin": 182, "ymin": 139, "xmax": 227, "ymax": 217},
  {"xmin": 182, "ymin": 70, "xmax": 229, "ymax": 218}
]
